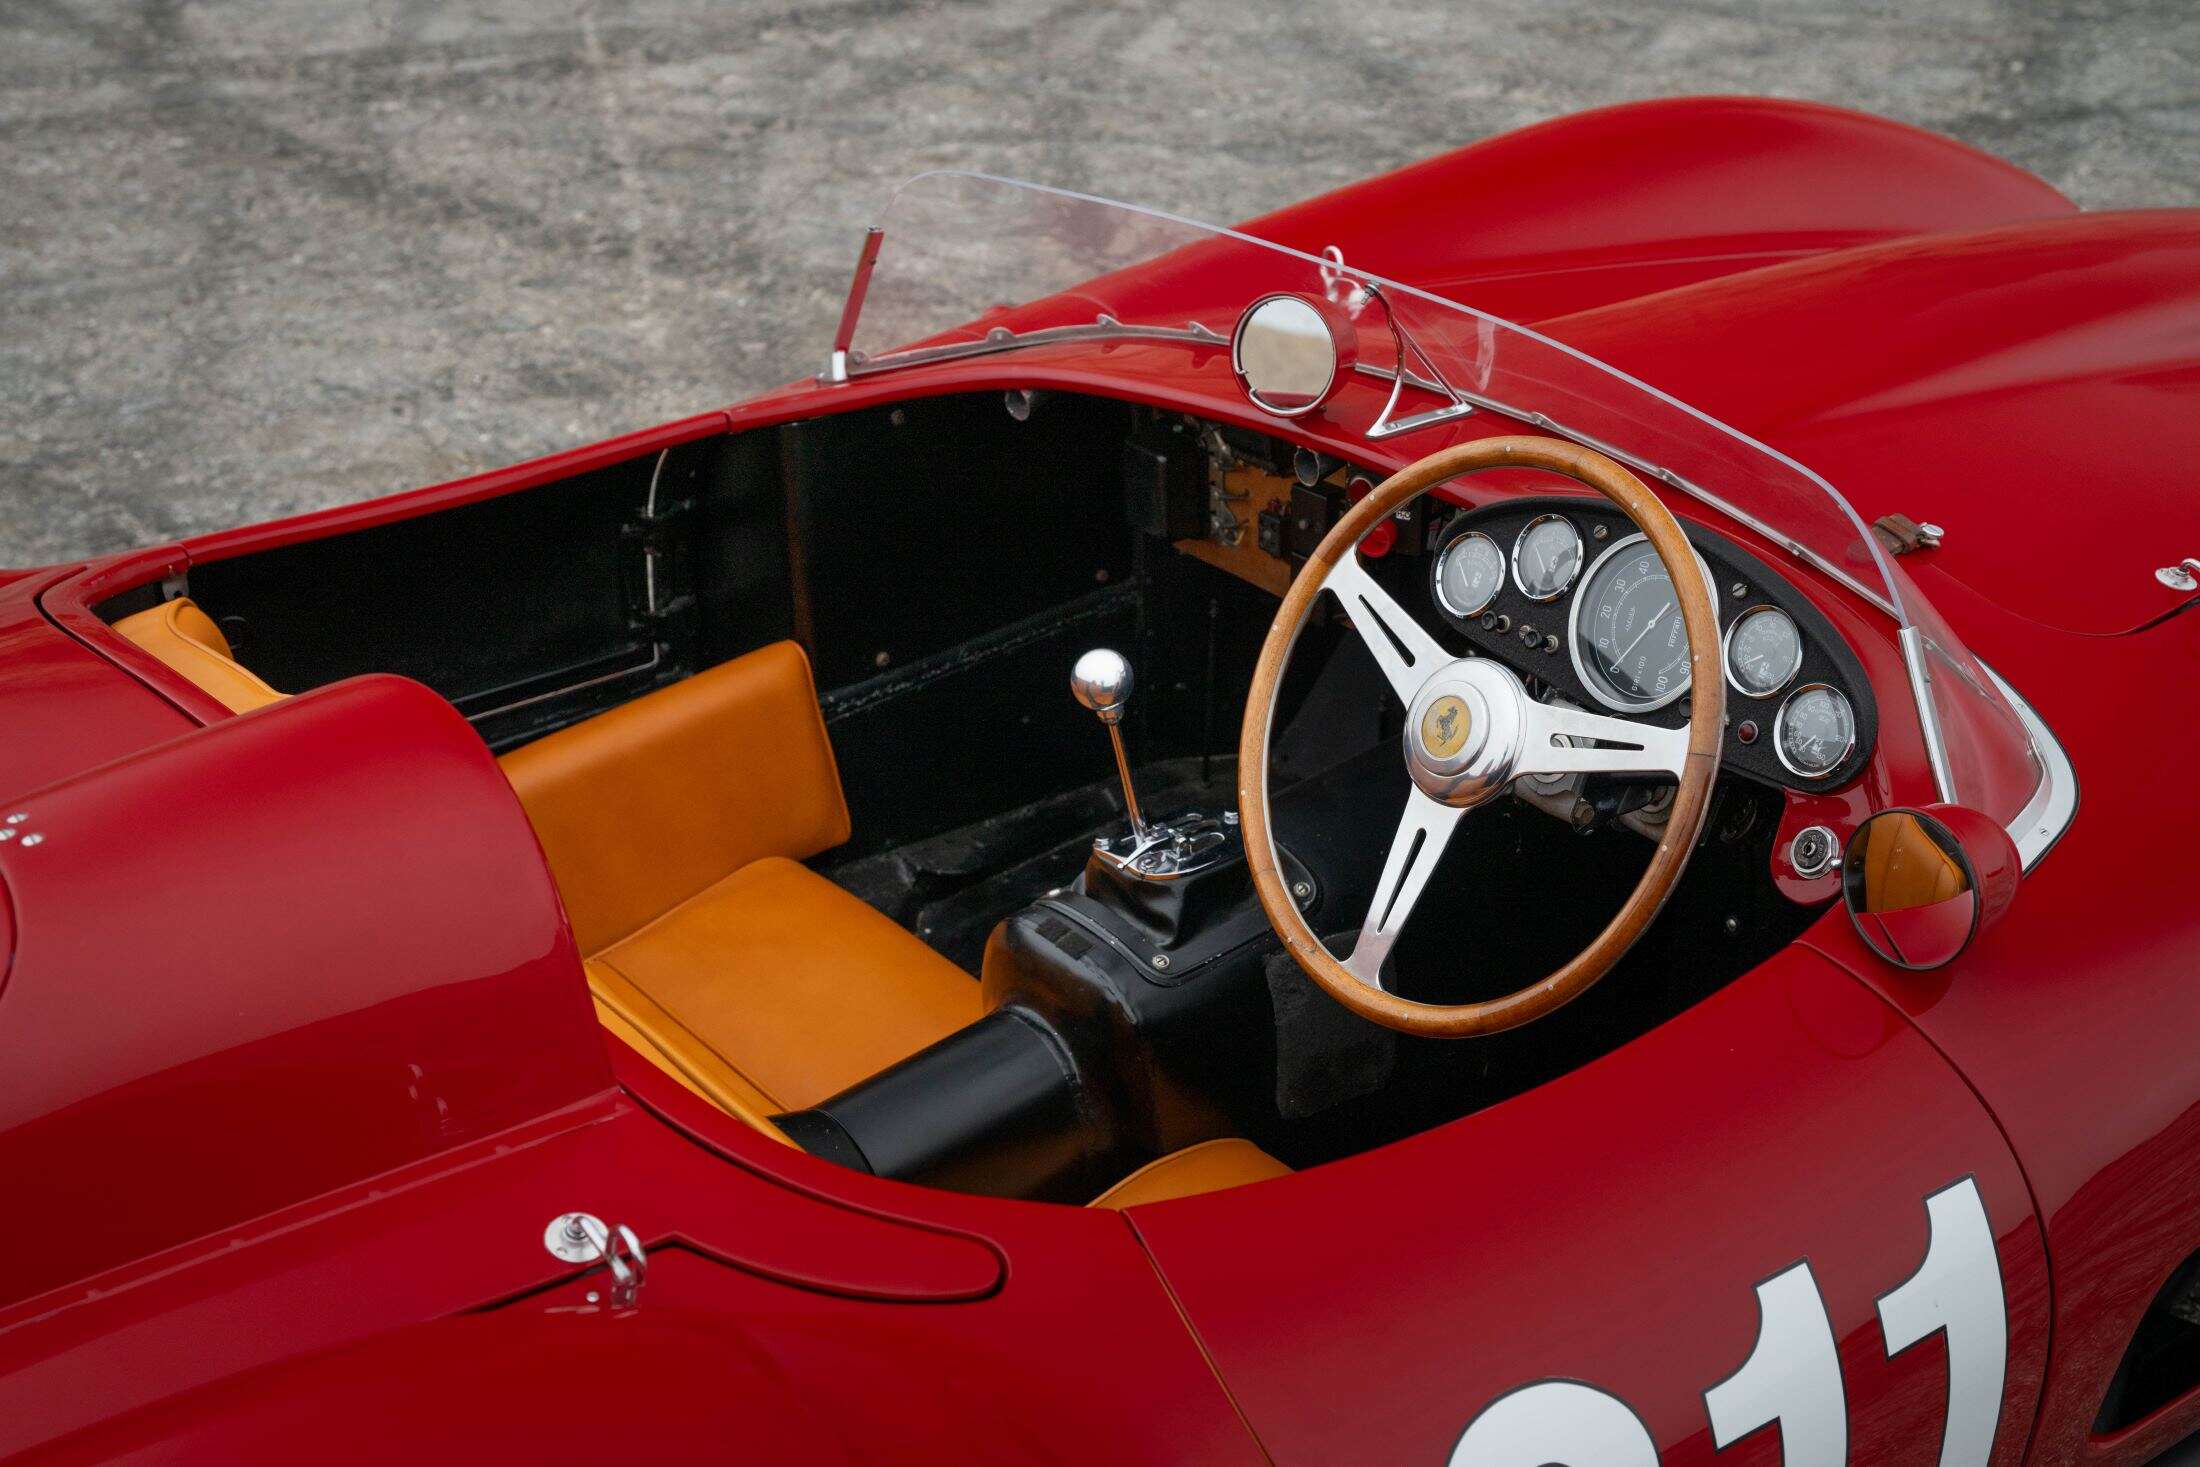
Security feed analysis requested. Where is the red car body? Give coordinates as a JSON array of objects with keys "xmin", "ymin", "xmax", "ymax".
[{"xmin": 3, "ymin": 97, "xmax": 2197, "ymax": 1462}]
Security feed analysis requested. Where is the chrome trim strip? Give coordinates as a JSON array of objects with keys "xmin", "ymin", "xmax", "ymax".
[
  {"xmin": 1978, "ymin": 661, "xmax": 2076, "ymax": 872},
  {"xmin": 1900, "ymin": 626, "xmax": 1958, "ymax": 803},
  {"xmin": 831, "ymin": 316, "xmax": 1227, "ymax": 378},
  {"xmin": 463, "ymin": 644, "xmax": 664, "ymax": 724}
]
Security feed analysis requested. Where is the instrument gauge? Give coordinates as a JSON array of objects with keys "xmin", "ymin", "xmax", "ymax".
[
  {"xmin": 1568, "ymin": 533, "xmax": 1713, "ymax": 713},
  {"xmin": 1774, "ymin": 684, "xmax": 1856, "ymax": 779},
  {"xmin": 1511, "ymin": 515, "xmax": 1583, "ymax": 602},
  {"xmin": 1435, "ymin": 532, "xmax": 1505, "ymax": 618},
  {"xmin": 1723, "ymin": 606, "xmax": 1804, "ymax": 698}
]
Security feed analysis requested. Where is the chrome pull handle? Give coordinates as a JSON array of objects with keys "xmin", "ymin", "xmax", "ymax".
[{"xmin": 543, "ymin": 1212, "xmax": 648, "ymax": 1308}]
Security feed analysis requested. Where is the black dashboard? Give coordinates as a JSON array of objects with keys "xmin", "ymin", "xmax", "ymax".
[{"xmin": 1420, "ymin": 495, "xmax": 1877, "ymax": 792}]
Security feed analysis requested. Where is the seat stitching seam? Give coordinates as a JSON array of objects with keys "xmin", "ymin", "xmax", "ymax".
[{"xmin": 591, "ymin": 955, "xmax": 788, "ymax": 1113}]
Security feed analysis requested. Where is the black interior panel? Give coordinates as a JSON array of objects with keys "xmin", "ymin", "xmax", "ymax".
[{"xmin": 779, "ymin": 393, "xmax": 1136, "ymax": 691}]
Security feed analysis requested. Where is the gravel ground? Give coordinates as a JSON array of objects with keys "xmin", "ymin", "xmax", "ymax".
[{"xmin": 0, "ymin": 0, "xmax": 2194, "ymax": 565}]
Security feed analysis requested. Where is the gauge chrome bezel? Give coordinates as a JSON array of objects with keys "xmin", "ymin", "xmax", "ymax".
[
  {"xmin": 1772, "ymin": 682, "xmax": 1857, "ymax": 780},
  {"xmin": 1722, "ymin": 604, "xmax": 1805, "ymax": 699},
  {"xmin": 1566, "ymin": 531, "xmax": 1716, "ymax": 714},
  {"xmin": 1510, "ymin": 514, "xmax": 1583, "ymax": 603},
  {"xmin": 1433, "ymin": 530, "xmax": 1505, "ymax": 618}
]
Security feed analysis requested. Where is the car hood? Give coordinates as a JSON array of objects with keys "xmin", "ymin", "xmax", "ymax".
[{"xmin": 1535, "ymin": 209, "xmax": 2200, "ymax": 637}]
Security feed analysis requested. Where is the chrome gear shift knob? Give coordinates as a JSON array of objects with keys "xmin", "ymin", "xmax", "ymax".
[
  {"xmin": 1071, "ymin": 648, "xmax": 1146, "ymax": 836},
  {"xmin": 1070, "ymin": 648, "xmax": 1134, "ymax": 725}
]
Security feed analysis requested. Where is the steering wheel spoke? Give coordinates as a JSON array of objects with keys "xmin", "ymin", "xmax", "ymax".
[
  {"xmin": 1323, "ymin": 550, "xmax": 1447, "ymax": 704},
  {"xmin": 1343, "ymin": 787, "xmax": 1466, "ymax": 990},
  {"xmin": 1518, "ymin": 700, "xmax": 1691, "ymax": 781}
]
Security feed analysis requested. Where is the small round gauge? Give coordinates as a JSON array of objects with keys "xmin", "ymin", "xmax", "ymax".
[
  {"xmin": 1568, "ymin": 533, "xmax": 1711, "ymax": 712},
  {"xmin": 1723, "ymin": 606, "xmax": 1804, "ymax": 698},
  {"xmin": 1434, "ymin": 531, "xmax": 1505, "ymax": 618},
  {"xmin": 1511, "ymin": 515, "xmax": 1583, "ymax": 602},
  {"xmin": 1774, "ymin": 683, "xmax": 1857, "ymax": 779}
]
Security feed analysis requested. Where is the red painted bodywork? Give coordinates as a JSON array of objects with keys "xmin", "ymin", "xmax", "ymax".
[{"xmin": 3, "ymin": 97, "xmax": 2197, "ymax": 1462}]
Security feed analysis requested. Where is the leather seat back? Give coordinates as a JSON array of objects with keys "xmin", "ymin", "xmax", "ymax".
[{"xmin": 498, "ymin": 642, "xmax": 851, "ymax": 956}]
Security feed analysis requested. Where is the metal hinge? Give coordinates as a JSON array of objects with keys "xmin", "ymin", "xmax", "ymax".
[
  {"xmin": 542, "ymin": 1212, "xmax": 648, "ymax": 1307},
  {"xmin": 1871, "ymin": 513, "xmax": 1945, "ymax": 556},
  {"xmin": 623, "ymin": 493, "xmax": 697, "ymax": 627}
]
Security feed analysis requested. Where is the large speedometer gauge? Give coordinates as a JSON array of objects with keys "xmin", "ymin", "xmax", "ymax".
[{"xmin": 1569, "ymin": 533, "xmax": 1711, "ymax": 712}]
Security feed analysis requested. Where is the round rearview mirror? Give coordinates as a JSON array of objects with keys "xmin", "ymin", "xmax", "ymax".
[
  {"xmin": 1841, "ymin": 805, "xmax": 2019, "ymax": 971},
  {"xmin": 1231, "ymin": 293, "xmax": 1356, "ymax": 418}
]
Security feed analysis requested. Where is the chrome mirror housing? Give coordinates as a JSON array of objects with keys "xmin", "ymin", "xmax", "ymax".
[{"xmin": 1231, "ymin": 293, "xmax": 1356, "ymax": 418}]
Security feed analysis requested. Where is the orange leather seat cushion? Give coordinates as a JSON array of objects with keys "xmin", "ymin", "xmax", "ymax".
[
  {"xmin": 589, "ymin": 856, "xmax": 982, "ymax": 1113},
  {"xmin": 111, "ymin": 597, "xmax": 287, "ymax": 714},
  {"xmin": 1090, "ymin": 1137, "xmax": 1292, "ymax": 1209}
]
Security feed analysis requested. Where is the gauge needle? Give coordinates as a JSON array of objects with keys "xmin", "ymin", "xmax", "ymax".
[{"xmin": 1616, "ymin": 602, "xmax": 1673, "ymax": 664}]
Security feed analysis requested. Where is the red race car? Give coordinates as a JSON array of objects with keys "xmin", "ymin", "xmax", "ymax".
[{"xmin": 3, "ymin": 97, "xmax": 2195, "ymax": 1464}]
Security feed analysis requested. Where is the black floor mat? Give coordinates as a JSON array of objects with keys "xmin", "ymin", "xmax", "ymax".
[{"xmin": 827, "ymin": 755, "xmax": 1239, "ymax": 973}]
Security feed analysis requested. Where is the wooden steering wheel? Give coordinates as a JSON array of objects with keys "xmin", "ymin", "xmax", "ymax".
[{"xmin": 1238, "ymin": 436, "xmax": 1725, "ymax": 1037}]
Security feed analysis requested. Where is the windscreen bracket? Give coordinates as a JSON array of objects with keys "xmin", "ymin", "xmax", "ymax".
[{"xmin": 1357, "ymin": 283, "xmax": 1476, "ymax": 441}]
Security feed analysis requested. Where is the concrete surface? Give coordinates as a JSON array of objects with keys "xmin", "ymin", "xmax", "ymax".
[{"xmin": 2, "ymin": 0, "xmax": 2195, "ymax": 564}]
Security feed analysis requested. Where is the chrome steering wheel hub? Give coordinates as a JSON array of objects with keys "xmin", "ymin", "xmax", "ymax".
[{"xmin": 1403, "ymin": 658, "xmax": 1530, "ymax": 808}]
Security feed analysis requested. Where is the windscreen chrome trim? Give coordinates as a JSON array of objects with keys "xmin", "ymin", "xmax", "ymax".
[
  {"xmin": 1978, "ymin": 661, "xmax": 2076, "ymax": 872},
  {"xmin": 1901, "ymin": 626, "xmax": 1959, "ymax": 804},
  {"xmin": 828, "ymin": 315, "xmax": 1229, "ymax": 378},
  {"xmin": 824, "ymin": 169, "xmax": 1910, "ymax": 629}
]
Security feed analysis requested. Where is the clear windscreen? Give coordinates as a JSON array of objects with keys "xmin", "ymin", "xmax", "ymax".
[{"xmin": 842, "ymin": 171, "xmax": 2040, "ymax": 820}]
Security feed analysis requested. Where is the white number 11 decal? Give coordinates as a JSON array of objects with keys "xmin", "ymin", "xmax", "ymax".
[
  {"xmin": 1878, "ymin": 1178, "xmax": 2007, "ymax": 1467},
  {"xmin": 1452, "ymin": 1177, "xmax": 2007, "ymax": 1465},
  {"xmin": 1704, "ymin": 1261, "xmax": 1848, "ymax": 1464}
]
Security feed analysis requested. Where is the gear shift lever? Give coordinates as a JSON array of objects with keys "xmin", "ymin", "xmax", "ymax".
[
  {"xmin": 1071, "ymin": 648, "xmax": 1148, "ymax": 838},
  {"xmin": 1071, "ymin": 649, "xmax": 1239, "ymax": 886}
]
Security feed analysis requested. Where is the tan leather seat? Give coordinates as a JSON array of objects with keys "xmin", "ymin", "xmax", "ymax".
[
  {"xmin": 499, "ymin": 641, "xmax": 982, "ymax": 1129},
  {"xmin": 106, "ymin": 607, "xmax": 1290, "ymax": 1205},
  {"xmin": 112, "ymin": 597, "xmax": 287, "ymax": 713},
  {"xmin": 110, "ymin": 611, "xmax": 970, "ymax": 1133},
  {"xmin": 1090, "ymin": 1138, "xmax": 1293, "ymax": 1208}
]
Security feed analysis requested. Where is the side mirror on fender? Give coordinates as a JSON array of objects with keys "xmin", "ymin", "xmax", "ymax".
[{"xmin": 1841, "ymin": 804, "xmax": 2020, "ymax": 971}]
